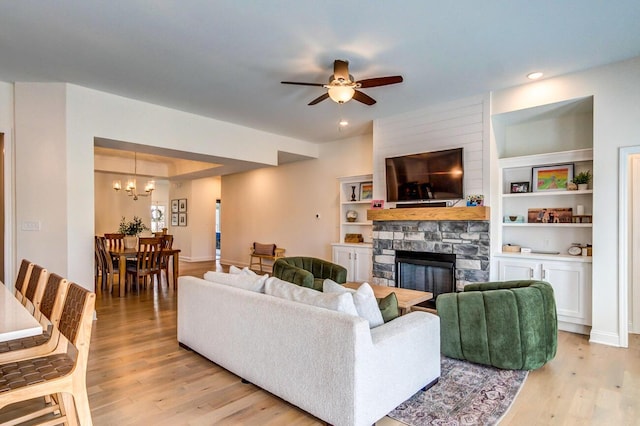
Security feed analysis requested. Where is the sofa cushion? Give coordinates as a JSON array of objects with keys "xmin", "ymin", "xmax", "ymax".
[
  {"xmin": 265, "ymin": 277, "xmax": 358, "ymax": 317},
  {"xmin": 203, "ymin": 270, "xmax": 268, "ymax": 293},
  {"xmin": 323, "ymin": 280, "xmax": 384, "ymax": 328},
  {"xmin": 377, "ymin": 292, "xmax": 400, "ymax": 323}
]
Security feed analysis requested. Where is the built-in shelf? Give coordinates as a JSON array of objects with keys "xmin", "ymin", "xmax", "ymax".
[
  {"xmin": 502, "ymin": 223, "xmax": 592, "ymax": 228},
  {"xmin": 502, "ymin": 189, "xmax": 593, "ymax": 198}
]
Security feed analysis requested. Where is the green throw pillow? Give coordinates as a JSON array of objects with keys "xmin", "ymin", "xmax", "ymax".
[{"xmin": 377, "ymin": 292, "xmax": 399, "ymax": 323}]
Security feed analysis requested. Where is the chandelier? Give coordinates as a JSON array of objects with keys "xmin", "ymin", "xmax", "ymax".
[{"xmin": 112, "ymin": 152, "xmax": 155, "ymax": 201}]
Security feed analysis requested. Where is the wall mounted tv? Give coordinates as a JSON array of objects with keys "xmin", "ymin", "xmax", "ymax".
[{"xmin": 385, "ymin": 148, "xmax": 464, "ymax": 202}]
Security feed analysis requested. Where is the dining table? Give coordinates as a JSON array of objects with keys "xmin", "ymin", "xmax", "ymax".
[
  {"xmin": 108, "ymin": 247, "xmax": 181, "ymax": 297},
  {"xmin": 1, "ymin": 281, "xmax": 43, "ymax": 343}
]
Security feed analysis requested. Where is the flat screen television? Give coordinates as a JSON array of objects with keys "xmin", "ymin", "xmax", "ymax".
[{"xmin": 385, "ymin": 148, "xmax": 464, "ymax": 202}]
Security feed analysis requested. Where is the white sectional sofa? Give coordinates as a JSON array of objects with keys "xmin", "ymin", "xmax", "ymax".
[{"xmin": 177, "ymin": 274, "xmax": 441, "ymax": 426}]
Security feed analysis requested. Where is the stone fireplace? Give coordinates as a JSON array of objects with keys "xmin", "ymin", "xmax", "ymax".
[{"xmin": 370, "ymin": 209, "xmax": 490, "ymax": 291}]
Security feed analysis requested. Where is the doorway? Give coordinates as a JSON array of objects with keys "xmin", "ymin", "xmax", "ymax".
[
  {"xmin": 630, "ymin": 154, "xmax": 640, "ymax": 334},
  {"xmin": 215, "ymin": 199, "xmax": 221, "ymax": 259}
]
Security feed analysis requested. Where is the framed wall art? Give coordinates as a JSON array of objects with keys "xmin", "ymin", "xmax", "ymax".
[
  {"xmin": 532, "ymin": 164, "xmax": 574, "ymax": 192},
  {"xmin": 510, "ymin": 181, "xmax": 530, "ymax": 193},
  {"xmin": 171, "ymin": 213, "xmax": 178, "ymax": 226},
  {"xmin": 179, "ymin": 212, "xmax": 187, "ymax": 226},
  {"xmin": 171, "ymin": 199, "xmax": 179, "ymax": 213},
  {"xmin": 178, "ymin": 199, "xmax": 188, "ymax": 212},
  {"xmin": 359, "ymin": 182, "xmax": 373, "ymax": 200}
]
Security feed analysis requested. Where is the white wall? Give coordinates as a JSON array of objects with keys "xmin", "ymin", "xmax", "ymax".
[
  {"xmin": 94, "ymin": 171, "xmax": 153, "ymax": 236},
  {"xmin": 0, "ymin": 82, "xmax": 15, "ymax": 287},
  {"xmin": 11, "ymin": 82, "xmax": 318, "ymax": 291},
  {"xmin": 491, "ymin": 56, "xmax": 640, "ymax": 347},
  {"xmin": 372, "ymin": 95, "xmax": 489, "ymax": 205},
  {"xmin": 220, "ymin": 134, "xmax": 373, "ymax": 267},
  {"xmin": 14, "ymin": 84, "xmax": 69, "ymax": 277}
]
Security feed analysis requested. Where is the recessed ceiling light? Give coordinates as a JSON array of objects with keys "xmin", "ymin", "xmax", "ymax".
[
  {"xmin": 527, "ymin": 72, "xmax": 544, "ymax": 80},
  {"xmin": 339, "ymin": 119, "xmax": 349, "ymax": 127}
]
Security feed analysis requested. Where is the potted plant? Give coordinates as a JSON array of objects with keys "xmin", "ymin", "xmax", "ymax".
[
  {"xmin": 572, "ymin": 170, "xmax": 592, "ymax": 190},
  {"xmin": 119, "ymin": 216, "xmax": 149, "ymax": 248}
]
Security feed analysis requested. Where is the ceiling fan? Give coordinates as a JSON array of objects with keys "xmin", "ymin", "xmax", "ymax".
[{"xmin": 281, "ymin": 59, "xmax": 403, "ymax": 106}]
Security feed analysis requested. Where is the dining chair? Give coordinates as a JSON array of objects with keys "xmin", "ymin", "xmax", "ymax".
[
  {"xmin": 0, "ymin": 283, "xmax": 96, "ymax": 426},
  {"xmin": 13, "ymin": 259, "xmax": 34, "ymax": 303},
  {"xmin": 160, "ymin": 234, "xmax": 174, "ymax": 288},
  {"xmin": 21, "ymin": 264, "xmax": 48, "ymax": 315},
  {"xmin": 104, "ymin": 232, "xmax": 125, "ymax": 269},
  {"xmin": 126, "ymin": 237, "xmax": 163, "ymax": 294},
  {"xmin": 0, "ymin": 274, "xmax": 69, "ymax": 364},
  {"xmin": 95, "ymin": 236, "xmax": 116, "ymax": 294}
]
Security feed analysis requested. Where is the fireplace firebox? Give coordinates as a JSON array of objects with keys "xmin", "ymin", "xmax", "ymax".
[{"xmin": 395, "ymin": 250, "xmax": 456, "ymax": 309}]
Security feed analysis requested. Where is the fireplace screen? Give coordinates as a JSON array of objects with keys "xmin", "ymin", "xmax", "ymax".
[{"xmin": 395, "ymin": 250, "xmax": 456, "ymax": 308}]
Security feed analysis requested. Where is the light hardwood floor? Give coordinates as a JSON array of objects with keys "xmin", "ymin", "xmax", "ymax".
[{"xmin": 1, "ymin": 260, "xmax": 639, "ymax": 425}]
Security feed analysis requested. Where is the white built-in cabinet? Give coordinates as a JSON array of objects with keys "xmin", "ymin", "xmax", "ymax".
[
  {"xmin": 496, "ymin": 254, "xmax": 592, "ymax": 334},
  {"xmin": 332, "ymin": 244, "xmax": 373, "ymax": 283},
  {"xmin": 332, "ymin": 174, "xmax": 373, "ymax": 283},
  {"xmin": 492, "ymin": 96, "xmax": 594, "ymax": 335}
]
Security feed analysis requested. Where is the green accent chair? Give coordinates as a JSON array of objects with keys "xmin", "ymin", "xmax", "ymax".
[
  {"xmin": 437, "ymin": 280, "xmax": 558, "ymax": 370},
  {"xmin": 273, "ymin": 257, "xmax": 347, "ymax": 291}
]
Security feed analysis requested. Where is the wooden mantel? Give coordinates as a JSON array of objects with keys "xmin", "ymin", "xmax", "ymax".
[{"xmin": 367, "ymin": 206, "xmax": 490, "ymax": 221}]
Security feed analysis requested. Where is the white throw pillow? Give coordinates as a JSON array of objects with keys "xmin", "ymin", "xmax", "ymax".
[
  {"xmin": 229, "ymin": 265, "xmax": 243, "ymax": 274},
  {"xmin": 323, "ymin": 279, "xmax": 384, "ymax": 328},
  {"xmin": 203, "ymin": 270, "xmax": 268, "ymax": 293},
  {"xmin": 265, "ymin": 277, "xmax": 358, "ymax": 317},
  {"xmin": 228, "ymin": 266, "xmax": 257, "ymax": 276}
]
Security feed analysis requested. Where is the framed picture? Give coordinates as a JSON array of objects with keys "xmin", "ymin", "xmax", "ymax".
[
  {"xmin": 532, "ymin": 164, "xmax": 574, "ymax": 192},
  {"xmin": 178, "ymin": 198, "xmax": 188, "ymax": 212},
  {"xmin": 371, "ymin": 199, "xmax": 384, "ymax": 209},
  {"xmin": 510, "ymin": 182, "xmax": 530, "ymax": 193},
  {"xmin": 359, "ymin": 182, "xmax": 373, "ymax": 200},
  {"xmin": 178, "ymin": 212, "xmax": 187, "ymax": 226},
  {"xmin": 171, "ymin": 213, "xmax": 178, "ymax": 226},
  {"xmin": 527, "ymin": 207, "xmax": 573, "ymax": 223},
  {"xmin": 171, "ymin": 199, "xmax": 179, "ymax": 213}
]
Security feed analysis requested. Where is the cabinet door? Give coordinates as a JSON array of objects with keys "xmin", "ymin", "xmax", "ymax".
[
  {"xmin": 543, "ymin": 261, "xmax": 591, "ymax": 325},
  {"xmin": 332, "ymin": 246, "xmax": 354, "ymax": 281},
  {"xmin": 352, "ymin": 247, "xmax": 373, "ymax": 283},
  {"xmin": 497, "ymin": 258, "xmax": 541, "ymax": 281}
]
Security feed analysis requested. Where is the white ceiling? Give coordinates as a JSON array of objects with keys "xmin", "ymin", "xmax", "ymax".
[{"xmin": 1, "ymin": 1, "xmax": 639, "ymax": 146}]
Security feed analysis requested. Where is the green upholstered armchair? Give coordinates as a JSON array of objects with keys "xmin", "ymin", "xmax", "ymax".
[
  {"xmin": 272, "ymin": 257, "xmax": 347, "ymax": 291},
  {"xmin": 437, "ymin": 280, "xmax": 558, "ymax": 370}
]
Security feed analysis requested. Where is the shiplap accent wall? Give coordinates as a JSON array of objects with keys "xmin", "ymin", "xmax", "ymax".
[{"xmin": 372, "ymin": 95, "xmax": 488, "ymax": 205}]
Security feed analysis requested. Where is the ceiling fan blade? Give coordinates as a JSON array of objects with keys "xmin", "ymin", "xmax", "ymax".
[
  {"xmin": 333, "ymin": 60, "xmax": 350, "ymax": 81},
  {"xmin": 308, "ymin": 93, "xmax": 330, "ymax": 105},
  {"xmin": 281, "ymin": 81, "xmax": 325, "ymax": 87},
  {"xmin": 352, "ymin": 90, "xmax": 376, "ymax": 105},
  {"xmin": 357, "ymin": 75, "xmax": 404, "ymax": 88}
]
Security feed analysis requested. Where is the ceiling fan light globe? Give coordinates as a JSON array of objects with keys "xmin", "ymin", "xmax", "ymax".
[{"xmin": 328, "ymin": 86, "xmax": 355, "ymax": 103}]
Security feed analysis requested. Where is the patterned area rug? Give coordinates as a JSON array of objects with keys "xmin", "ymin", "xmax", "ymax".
[{"xmin": 388, "ymin": 356, "xmax": 528, "ymax": 426}]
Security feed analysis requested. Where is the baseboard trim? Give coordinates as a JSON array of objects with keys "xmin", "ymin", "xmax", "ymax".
[
  {"xmin": 180, "ymin": 256, "xmax": 217, "ymax": 262},
  {"xmin": 589, "ymin": 329, "xmax": 624, "ymax": 347}
]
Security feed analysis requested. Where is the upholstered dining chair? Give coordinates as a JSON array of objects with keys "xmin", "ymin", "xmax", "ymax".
[
  {"xmin": 0, "ymin": 283, "xmax": 96, "ymax": 425},
  {"xmin": 0, "ymin": 274, "xmax": 69, "ymax": 364},
  {"xmin": 126, "ymin": 237, "xmax": 163, "ymax": 294}
]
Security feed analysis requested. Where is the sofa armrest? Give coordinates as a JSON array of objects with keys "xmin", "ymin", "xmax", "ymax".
[{"xmin": 272, "ymin": 260, "xmax": 314, "ymax": 288}]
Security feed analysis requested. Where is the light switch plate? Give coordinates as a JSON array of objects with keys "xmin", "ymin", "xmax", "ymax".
[{"xmin": 22, "ymin": 221, "xmax": 41, "ymax": 231}]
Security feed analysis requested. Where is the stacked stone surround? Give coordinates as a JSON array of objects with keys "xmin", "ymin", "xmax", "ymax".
[{"xmin": 371, "ymin": 220, "xmax": 490, "ymax": 290}]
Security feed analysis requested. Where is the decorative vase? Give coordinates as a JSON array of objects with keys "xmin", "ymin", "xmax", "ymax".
[
  {"xmin": 350, "ymin": 185, "xmax": 357, "ymax": 201},
  {"xmin": 577, "ymin": 183, "xmax": 588, "ymax": 191},
  {"xmin": 346, "ymin": 210, "xmax": 358, "ymax": 222},
  {"xmin": 124, "ymin": 235, "xmax": 138, "ymax": 249}
]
